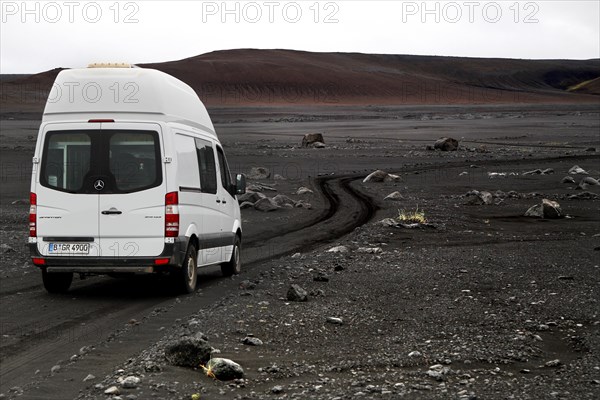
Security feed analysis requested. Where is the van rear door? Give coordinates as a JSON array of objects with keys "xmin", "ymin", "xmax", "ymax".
[
  {"xmin": 97, "ymin": 123, "xmax": 165, "ymax": 258},
  {"xmin": 36, "ymin": 123, "xmax": 101, "ymax": 257}
]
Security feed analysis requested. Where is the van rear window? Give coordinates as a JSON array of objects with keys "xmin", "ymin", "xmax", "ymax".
[{"xmin": 41, "ymin": 130, "xmax": 161, "ymax": 194}]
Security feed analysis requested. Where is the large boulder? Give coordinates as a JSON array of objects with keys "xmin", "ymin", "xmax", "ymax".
[
  {"xmin": 568, "ymin": 165, "xmax": 588, "ymax": 175},
  {"xmin": 525, "ymin": 199, "xmax": 563, "ymax": 219},
  {"xmin": 164, "ymin": 337, "xmax": 212, "ymax": 368},
  {"xmin": 247, "ymin": 167, "xmax": 271, "ymax": 180},
  {"xmin": 237, "ymin": 191, "xmax": 266, "ymax": 204},
  {"xmin": 434, "ymin": 137, "xmax": 459, "ymax": 151},
  {"xmin": 254, "ymin": 197, "xmax": 280, "ymax": 212},
  {"xmin": 272, "ymin": 194, "xmax": 296, "ymax": 207},
  {"xmin": 206, "ymin": 358, "xmax": 244, "ymax": 381},
  {"xmin": 363, "ymin": 170, "xmax": 401, "ymax": 183},
  {"xmin": 577, "ymin": 177, "xmax": 599, "ymax": 190},
  {"xmin": 287, "ymin": 284, "xmax": 308, "ymax": 302},
  {"xmin": 302, "ymin": 133, "xmax": 325, "ymax": 148}
]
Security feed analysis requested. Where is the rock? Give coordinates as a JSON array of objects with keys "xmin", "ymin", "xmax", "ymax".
[
  {"xmin": 577, "ymin": 177, "xmax": 600, "ymax": 190},
  {"xmin": 408, "ymin": 351, "xmax": 422, "ymax": 358},
  {"xmin": 241, "ymin": 336, "xmax": 263, "ymax": 346},
  {"xmin": 569, "ymin": 191, "xmax": 600, "ymax": 200},
  {"xmin": 239, "ymin": 280, "xmax": 256, "ymax": 290},
  {"xmin": 206, "ymin": 358, "xmax": 244, "ymax": 380},
  {"xmin": 302, "ymin": 133, "xmax": 325, "ymax": 148},
  {"xmin": 271, "ymin": 385, "xmax": 284, "ymax": 394},
  {"xmin": 313, "ymin": 272, "xmax": 330, "ymax": 282},
  {"xmin": 164, "ymin": 337, "xmax": 212, "ymax": 367},
  {"xmin": 11, "ymin": 199, "xmax": 28, "ymax": 205},
  {"xmin": 296, "ymin": 187, "xmax": 313, "ymax": 195},
  {"xmin": 287, "ymin": 284, "xmax": 308, "ymax": 302},
  {"xmin": 357, "ymin": 247, "xmax": 382, "ymax": 254},
  {"xmin": 326, "ymin": 317, "xmax": 344, "ymax": 325},
  {"xmin": 459, "ymin": 171, "xmax": 468, "ymax": 176},
  {"xmin": 295, "ymin": 200, "xmax": 312, "ymax": 209},
  {"xmin": 327, "ymin": 245, "xmax": 349, "ymax": 253},
  {"xmin": 239, "ymin": 201, "xmax": 254, "ymax": 209},
  {"xmin": 379, "ymin": 218, "xmax": 399, "ymax": 227},
  {"xmin": 121, "ymin": 376, "xmax": 140, "ymax": 389},
  {"xmin": 384, "ymin": 191, "xmax": 404, "ymax": 201},
  {"xmin": 542, "ymin": 168, "xmax": 554, "ymax": 174},
  {"xmin": 363, "ymin": 170, "xmax": 401, "ymax": 183},
  {"xmin": 561, "ymin": 176, "xmax": 576, "ymax": 184},
  {"xmin": 253, "ymin": 198, "xmax": 280, "ymax": 212},
  {"xmin": 569, "ymin": 165, "xmax": 588, "ymax": 175},
  {"xmin": 247, "ymin": 167, "xmax": 270, "ymax": 180},
  {"xmin": 585, "ymin": 147, "xmax": 596, "ymax": 152},
  {"xmin": 104, "ymin": 386, "xmax": 120, "ymax": 395},
  {"xmin": 1, "ymin": 243, "xmax": 14, "ymax": 253},
  {"xmin": 274, "ymin": 174, "xmax": 286, "ymax": 180},
  {"xmin": 238, "ymin": 191, "xmax": 266, "ymax": 204},
  {"xmin": 525, "ymin": 199, "xmax": 563, "ymax": 219},
  {"xmin": 545, "ymin": 359, "xmax": 561, "ymax": 368},
  {"xmin": 247, "ymin": 183, "xmax": 277, "ymax": 192},
  {"xmin": 50, "ymin": 365, "xmax": 60, "ymax": 374},
  {"xmin": 291, "ymin": 252, "xmax": 301, "ymax": 258},
  {"xmin": 465, "ymin": 190, "xmax": 493, "ymax": 205},
  {"xmin": 523, "ymin": 169, "xmax": 543, "ymax": 175},
  {"xmin": 434, "ymin": 137, "xmax": 459, "ymax": 151},
  {"xmin": 272, "ymin": 194, "xmax": 296, "ymax": 207},
  {"xmin": 143, "ymin": 362, "xmax": 161, "ymax": 372},
  {"xmin": 310, "ymin": 141, "xmax": 326, "ymax": 149},
  {"xmin": 83, "ymin": 374, "xmax": 95, "ymax": 382}
]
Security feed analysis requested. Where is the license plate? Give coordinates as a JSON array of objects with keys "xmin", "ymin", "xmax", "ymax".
[{"xmin": 48, "ymin": 243, "xmax": 90, "ymax": 255}]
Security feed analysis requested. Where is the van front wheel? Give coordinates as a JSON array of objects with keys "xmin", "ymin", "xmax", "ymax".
[
  {"xmin": 177, "ymin": 243, "xmax": 198, "ymax": 294},
  {"xmin": 42, "ymin": 269, "xmax": 73, "ymax": 293},
  {"xmin": 221, "ymin": 236, "xmax": 241, "ymax": 277}
]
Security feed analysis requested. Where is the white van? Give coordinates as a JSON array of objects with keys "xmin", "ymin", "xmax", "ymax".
[{"xmin": 29, "ymin": 65, "xmax": 246, "ymax": 294}]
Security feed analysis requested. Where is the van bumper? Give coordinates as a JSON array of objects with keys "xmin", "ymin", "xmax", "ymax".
[{"xmin": 29, "ymin": 241, "xmax": 186, "ymax": 273}]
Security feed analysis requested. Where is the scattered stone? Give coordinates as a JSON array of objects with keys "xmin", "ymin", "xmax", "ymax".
[
  {"xmin": 459, "ymin": 171, "xmax": 468, "ymax": 176},
  {"xmin": 357, "ymin": 247, "xmax": 383, "ymax": 254},
  {"xmin": 237, "ymin": 191, "xmax": 266, "ymax": 204},
  {"xmin": 50, "ymin": 365, "xmax": 60, "ymax": 375},
  {"xmin": 542, "ymin": 168, "xmax": 555, "ymax": 174},
  {"xmin": 523, "ymin": 169, "xmax": 543, "ymax": 175},
  {"xmin": 239, "ymin": 201, "xmax": 254, "ymax": 209},
  {"xmin": 247, "ymin": 167, "xmax": 271, "ymax": 180},
  {"xmin": 569, "ymin": 191, "xmax": 600, "ymax": 200},
  {"xmin": 291, "ymin": 252, "xmax": 301, "ymax": 258},
  {"xmin": 121, "ymin": 376, "xmax": 140, "ymax": 389},
  {"xmin": 310, "ymin": 141, "xmax": 326, "ymax": 148},
  {"xmin": 577, "ymin": 177, "xmax": 600, "ymax": 190},
  {"xmin": 545, "ymin": 359, "xmax": 562, "ymax": 368},
  {"xmin": 272, "ymin": 194, "xmax": 296, "ymax": 207},
  {"xmin": 10, "ymin": 199, "xmax": 28, "ymax": 205},
  {"xmin": 585, "ymin": 147, "xmax": 596, "ymax": 152},
  {"xmin": 434, "ymin": 137, "xmax": 459, "ymax": 151},
  {"xmin": 241, "ymin": 336, "xmax": 263, "ymax": 346},
  {"xmin": 273, "ymin": 174, "xmax": 286, "ymax": 180},
  {"xmin": 239, "ymin": 280, "xmax": 256, "ymax": 290},
  {"xmin": 465, "ymin": 190, "xmax": 493, "ymax": 205},
  {"xmin": 561, "ymin": 176, "xmax": 576, "ymax": 184},
  {"xmin": 287, "ymin": 284, "xmax": 308, "ymax": 302},
  {"xmin": 569, "ymin": 165, "xmax": 588, "ymax": 175},
  {"xmin": 271, "ymin": 385, "xmax": 284, "ymax": 394},
  {"xmin": 1, "ymin": 243, "xmax": 14, "ymax": 253},
  {"xmin": 379, "ymin": 218, "xmax": 399, "ymax": 227},
  {"xmin": 408, "ymin": 351, "xmax": 422, "ymax": 358},
  {"xmin": 302, "ymin": 133, "xmax": 325, "ymax": 148},
  {"xmin": 384, "ymin": 191, "xmax": 404, "ymax": 201},
  {"xmin": 206, "ymin": 358, "xmax": 244, "ymax": 380},
  {"xmin": 327, "ymin": 245, "xmax": 349, "ymax": 253},
  {"xmin": 164, "ymin": 337, "xmax": 212, "ymax": 367},
  {"xmin": 253, "ymin": 197, "xmax": 280, "ymax": 212},
  {"xmin": 313, "ymin": 272, "xmax": 330, "ymax": 282},
  {"xmin": 294, "ymin": 200, "xmax": 312, "ymax": 209},
  {"xmin": 326, "ymin": 317, "xmax": 344, "ymax": 325},
  {"xmin": 363, "ymin": 170, "xmax": 401, "ymax": 183},
  {"xmin": 104, "ymin": 386, "xmax": 120, "ymax": 395},
  {"xmin": 296, "ymin": 187, "xmax": 314, "ymax": 195},
  {"xmin": 83, "ymin": 374, "xmax": 95, "ymax": 382}
]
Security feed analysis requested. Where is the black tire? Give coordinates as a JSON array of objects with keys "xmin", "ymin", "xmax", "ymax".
[
  {"xmin": 177, "ymin": 243, "xmax": 198, "ymax": 294},
  {"xmin": 42, "ymin": 269, "xmax": 73, "ymax": 293},
  {"xmin": 221, "ymin": 236, "xmax": 241, "ymax": 277}
]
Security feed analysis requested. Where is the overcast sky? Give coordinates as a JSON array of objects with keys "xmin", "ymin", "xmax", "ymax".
[{"xmin": 1, "ymin": 0, "xmax": 599, "ymax": 73}]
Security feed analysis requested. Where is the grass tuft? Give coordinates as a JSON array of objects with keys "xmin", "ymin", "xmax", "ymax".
[{"xmin": 397, "ymin": 207, "xmax": 427, "ymax": 224}]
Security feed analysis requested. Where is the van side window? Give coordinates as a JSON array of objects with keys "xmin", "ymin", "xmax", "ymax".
[
  {"xmin": 216, "ymin": 146, "xmax": 232, "ymax": 191},
  {"xmin": 195, "ymin": 138, "xmax": 217, "ymax": 194},
  {"xmin": 42, "ymin": 132, "xmax": 91, "ymax": 192}
]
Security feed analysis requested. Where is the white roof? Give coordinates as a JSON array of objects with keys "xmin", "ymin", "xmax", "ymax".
[{"xmin": 43, "ymin": 68, "xmax": 215, "ymax": 135}]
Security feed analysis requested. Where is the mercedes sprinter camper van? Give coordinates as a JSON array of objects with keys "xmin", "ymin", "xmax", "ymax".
[{"xmin": 29, "ymin": 65, "xmax": 246, "ymax": 293}]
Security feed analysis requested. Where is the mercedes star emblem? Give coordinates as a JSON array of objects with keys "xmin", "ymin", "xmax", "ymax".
[{"xmin": 94, "ymin": 179, "xmax": 105, "ymax": 191}]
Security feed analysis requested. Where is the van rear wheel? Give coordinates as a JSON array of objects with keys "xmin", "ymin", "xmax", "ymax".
[
  {"xmin": 42, "ymin": 269, "xmax": 73, "ymax": 293},
  {"xmin": 177, "ymin": 243, "xmax": 198, "ymax": 294},
  {"xmin": 221, "ymin": 236, "xmax": 241, "ymax": 277}
]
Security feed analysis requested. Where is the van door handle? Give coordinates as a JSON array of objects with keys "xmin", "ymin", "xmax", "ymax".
[
  {"xmin": 222, "ymin": 200, "xmax": 227, "ymax": 204},
  {"xmin": 101, "ymin": 210, "xmax": 122, "ymax": 215},
  {"xmin": 216, "ymin": 199, "xmax": 221, "ymax": 203}
]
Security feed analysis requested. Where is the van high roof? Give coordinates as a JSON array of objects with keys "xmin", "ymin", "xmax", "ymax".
[{"xmin": 43, "ymin": 67, "xmax": 215, "ymax": 135}]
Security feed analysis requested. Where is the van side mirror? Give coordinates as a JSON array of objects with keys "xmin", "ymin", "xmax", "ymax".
[{"xmin": 235, "ymin": 174, "xmax": 246, "ymax": 195}]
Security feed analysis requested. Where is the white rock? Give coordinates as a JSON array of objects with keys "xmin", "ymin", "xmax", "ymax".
[
  {"xmin": 384, "ymin": 191, "xmax": 404, "ymax": 201},
  {"xmin": 83, "ymin": 374, "xmax": 95, "ymax": 382},
  {"xmin": 121, "ymin": 376, "xmax": 140, "ymax": 388},
  {"xmin": 327, "ymin": 245, "xmax": 349, "ymax": 253},
  {"xmin": 357, "ymin": 247, "xmax": 382, "ymax": 254},
  {"xmin": 50, "ymin": 365, "xmax": 60, "ymax": 374},
  {"xmin": 104, "ymin": 386, "xmax": 120, "ymax": 395},
  {"xmin": 569, "ymin": 165, "xmax": 588, "ymax": 175},
  {"xmin": 296, "ymin": 187, "xmax": 314, "ymax": 195}
]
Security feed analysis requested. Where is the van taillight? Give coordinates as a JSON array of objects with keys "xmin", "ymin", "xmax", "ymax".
[
  {"xmin": 29, "ymin": 192, "xmax": 37, "ymax": 237},
  {"xmin": 165, "ymin": 192, "xmax": 179, "ymax": 238}
]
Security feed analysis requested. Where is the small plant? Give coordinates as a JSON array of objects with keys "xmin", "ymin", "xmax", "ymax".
[
  {"xmin": 397, "ymin": 206, "xmax": 427, "ymax": 224},
  {"xmin": 200, "ymin": 362, "xmax": 216, "ymax": 380}
]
